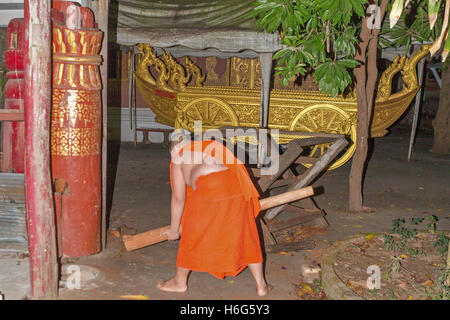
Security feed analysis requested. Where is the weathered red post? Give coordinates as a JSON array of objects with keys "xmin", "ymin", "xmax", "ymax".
[
  {"xmin": 24, "ymin": 0, "xmax": 59, "ymax": 299},
  {"xmin": 2, "ymin": 18, "xmax": 25, "ymax": 173}
]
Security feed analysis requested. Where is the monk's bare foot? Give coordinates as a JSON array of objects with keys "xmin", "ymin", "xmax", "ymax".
[
  {"xmin": 257, "ymin": 283, "xmax": 273, "ymax": 297},
  {"xmin": 156, "ymin": 278, "xmax": 187, "ymax": 293}
]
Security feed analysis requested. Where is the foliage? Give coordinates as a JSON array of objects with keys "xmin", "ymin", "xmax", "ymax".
[
  {"xmin": 384, "ymin": 215, "xmax": 450, "ymax": 256},
  {"xmin": 250, "ymin": 0, "xmax": 449, "ymax": 97},
  {"xmin": 248, "ymin": 0, "xmax": 367, "ymax": 97},
  {"xmin": 426, "ymin": 214, "xmax": 439, "ymax": 233},
  {"xmin": 383, "ymin": 216, "xmax": 450, "ymax": 299},
  {"xmin": 434, "ymin": 233, "xmax": 450, "ymax": 257},
  {"xmin": 383, "ymin": 216, "xmax": 449, "ymax": 257},
  {"xmin": 435, "ymin": 269, "xmax": 450, "ymax": 299},
  {"xmin": 380, "ymin": 0, "xmax": 444, "ymax": 53}
]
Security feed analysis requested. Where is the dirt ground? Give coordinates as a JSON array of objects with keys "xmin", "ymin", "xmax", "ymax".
[
  {"xmin": 56, "ymin": 125, "xmax": 450, "ymax": 300},
  {"xmin": 1, "ymin": 125, "xmax": 449, "ymax": 300}
]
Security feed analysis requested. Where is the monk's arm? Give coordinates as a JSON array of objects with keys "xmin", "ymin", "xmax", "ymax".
[{"xmin": 169, "ymin": 164, "xmax": 186, "ymax": 238}]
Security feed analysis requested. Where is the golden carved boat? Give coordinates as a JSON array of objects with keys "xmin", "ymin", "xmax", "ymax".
[{"xmin": 134, "ymin": 44, "xmax": 430, "ymax": 169}]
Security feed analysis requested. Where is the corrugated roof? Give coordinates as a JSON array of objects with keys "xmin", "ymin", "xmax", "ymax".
[{"xmin": 0, "ymin": 173, "xmax": 27, "ymax": 241}]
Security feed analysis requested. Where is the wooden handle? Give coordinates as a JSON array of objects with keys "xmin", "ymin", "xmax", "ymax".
[
  {"xmin": 122, "ymin": 225, "xmax": 171, "ymax": 251},
  {"xmin": 122, "ymin": 186, "xmax": 314, "ymax": 251},
  {"xmin": 260, "ymin": 187, "xmax": 314, "ymax": 210}
]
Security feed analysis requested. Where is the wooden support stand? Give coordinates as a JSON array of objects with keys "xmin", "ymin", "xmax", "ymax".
[
  {"xmin": 136, "ymin": 128, "xmax": 171, "ymax": 147},
  {"xmin": 123, "ymin": 128, "xmax": 348, "ymax": 254},
  {"xmin": 220, "ymin": 127, "xmax": 348, "ymax": 251}
]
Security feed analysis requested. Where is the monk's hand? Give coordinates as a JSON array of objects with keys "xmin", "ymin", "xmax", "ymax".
[{"xmin": 162, "ymin": 228, "xmax": 180, "ymax": 241}]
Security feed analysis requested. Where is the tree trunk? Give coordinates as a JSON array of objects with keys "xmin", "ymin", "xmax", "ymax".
[
  {"xmin": 349, "ymin": 48, "xmax": 369, "ymax": 212},
  {"xmin": 349, "ymin": 0, "xmax": 389, "ymax": 212},
  {"xmin": 432, "ymin": 63, "xmax": 450, "ymax": 154}
]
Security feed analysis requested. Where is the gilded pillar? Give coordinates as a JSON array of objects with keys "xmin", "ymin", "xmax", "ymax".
[{"xmin": 51, "ymin": 3, "xmax": 103, "ymax": 257}]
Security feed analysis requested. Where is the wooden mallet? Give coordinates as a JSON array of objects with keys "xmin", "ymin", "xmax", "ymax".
[{"xmin": 122, "ymin": 186, "xmax": 315, "ymax": 251}]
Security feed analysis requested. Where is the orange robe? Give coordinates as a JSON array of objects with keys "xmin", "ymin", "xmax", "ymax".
[{"xmin": 170, "ymin": 140, "xmax": 263, "ymax": 279}]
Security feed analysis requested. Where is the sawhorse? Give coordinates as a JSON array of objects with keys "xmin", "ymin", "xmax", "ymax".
[
  {"xmin": 136, "ymin": 127, "xmax": 172, "ymax": 148},
  {"xmin": 220, "ymin": 127, "xmax": 349, "ymax": 252}
]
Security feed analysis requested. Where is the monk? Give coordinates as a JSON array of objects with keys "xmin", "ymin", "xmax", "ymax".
[{"xmin": 156, "ymin": 130, "xmax": 271, "ymax": 296}]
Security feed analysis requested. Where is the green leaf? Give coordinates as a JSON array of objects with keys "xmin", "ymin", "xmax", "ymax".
[{"xmin": 337, "ymin": 59, "xmax": 360, "ymax": 68}]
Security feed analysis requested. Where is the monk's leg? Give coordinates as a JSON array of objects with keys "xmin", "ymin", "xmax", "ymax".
[
  {"xmin": 248, "ymin": 263, "xmax": 271, "ymax": 296},
  {"xmin": 157, "ymin": 267, "xmax": 191, "ymax": 293}
]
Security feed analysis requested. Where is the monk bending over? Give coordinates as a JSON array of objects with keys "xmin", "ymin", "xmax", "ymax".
[{"xmin": 157, "ymin": 131, "xmax": 270, "ymax": 296}]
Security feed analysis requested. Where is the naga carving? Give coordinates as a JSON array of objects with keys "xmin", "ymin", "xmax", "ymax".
[
  {"xmin": 400, "ymin": 44, "xmax": 431, "ymax": 93},
  {"xmin": 376, "ymin": 56, "xmax": 406, "ymax": 102},
  {"xmin": 136, "ymin": 44, "xmax": 205, "ymax": 93}
]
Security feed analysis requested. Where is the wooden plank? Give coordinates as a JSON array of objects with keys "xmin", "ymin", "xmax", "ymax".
[
  {"xmin": 260, "ymin": 218, "xmax": 277, "ymax": 246},
  {"xmin": 219, "ymin": 126, "xmax": 343, "ymax": 140},
  {"xmin": 122, "ymin": 226, "xmax": 168, "ymax": 251},
  {"xmin": 265, "ymin": 206, "xmax": 325, "ymax": 233},
  {"xmin": 294, "ymin": 197, "xmax": 319, "ymax": 211},
  {"xmin": 269, "ymin": 176, "xmax": 298, "ymax": 189},
  {"xmin": 289, "ymin": 136, "xmax": 339, "ymax": 147},
  {"xmin": 265, "ymin": 137, "xmax": 348, "ymax": 219},
  {"xmin": 295, "ymin": 156, "xmax": 319, "ymax": 165},
  {"xmin": 260, "ymin": 186, "xmax": 314, "ymax": 209},
  {"xmin": 0, "ymin": 109, "xmax": 25, "ymax": 121},
  {"xmin": 1, "ymin": 121, "xmax": 12, "ymax": 172},
  {"xmin": 87, "ymin": 0, "xmax": 110, "ymax": 252},
  {"xmin": 250, "ymin": 167, "xmax": 262, "ymax": 178},
  {"xmin": 267, "ymin": 166, "xmax": 296, "ymax": 188},
  {"xmin": 257, "ymin": 139, "xmax": 304, "ymax": 192},
  {"xmin": 136, "ymin": 128, "xmax": 172, "ymax": 133},
  {"xmin": 100, "ymin": 0, "xmax": 110, "ymax": 253},
  {"xmin": 24, "ymin": 0, "xmax": 58, "ymax": 300}
]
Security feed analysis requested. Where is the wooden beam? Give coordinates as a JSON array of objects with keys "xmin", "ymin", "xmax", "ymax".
[
  {"xmin": 0, "ymin": 109, "xmax": 25, "ymax": 122},
  {"xmin": 295, "ymin": 156, "xmax": 319, "ymax": 165},
  {"xmin": 257, "ymin": 139, "xmax": 304, "ymax": 192},
  {"xmin": 219, "ymin": 126, "xmax": 344, "ymax": 141},
  {"xmin": 265, "ymin": 206, "xmax": 325, "ymax": 233},
  {"xmin": 100, "ymin": 0, "xmax": 110, "ymax": 252},
  {"xmin": 24, "ymin": 0, "xmax": 58, "ymax": 299},
  {"xmin": 264, "ymin": 137, "xmax": 348, "ymax": 219}
]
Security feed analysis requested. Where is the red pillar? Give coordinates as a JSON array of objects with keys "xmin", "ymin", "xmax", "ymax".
[
  {"xmin": 2, "ymin": 18, "xmax": 25, "ymax": 173},
  {"xmin": 24, "ymin": 0, "xmax": 59, "ymax": 299},
  {"xmin": 50, "ymin": 1, "xmax": 103, "ymax": 257}
]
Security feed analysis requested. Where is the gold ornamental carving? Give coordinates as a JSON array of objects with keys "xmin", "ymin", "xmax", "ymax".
[
  {"xmin": 52, "ymin": 26, "xmax": 103, "ymax": 90},
  {"xmin": 230, "ymin": 57, "xmax": 261, "ymax": 89},
  {"xmin": 51, "ymin": 89, "xmax": 101, "ymax": 157},
  {"xmin": 135, "ymin": 44, "xmax": 205, "ymax": 93},
  {"xmin": 51, "ymin": 127, "xmax": 100, "ymax": 157}
]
